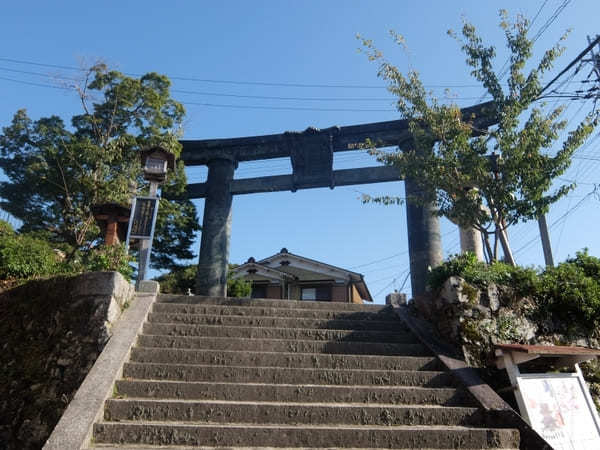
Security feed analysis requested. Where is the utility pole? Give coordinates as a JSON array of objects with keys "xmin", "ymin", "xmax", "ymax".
[
  {"xmin": 535, "ymin": 36, "xmax": 600, "ymax": 268},
  {"xmin": 584, "ymin": 35, "xmax": 600, "ymax": 83},
  {"xmin": 538, "ymin": 215, "xmax": 554, "ymax": 267}
]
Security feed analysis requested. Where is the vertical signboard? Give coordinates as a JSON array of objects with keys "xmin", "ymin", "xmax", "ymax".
[
  {"xmin": 126, "ymin": 196, "xmax": 159, "ymax": 243},
  {"xmin": 517, "ymin": 373, "xmax": 600, "ymax": 450}
]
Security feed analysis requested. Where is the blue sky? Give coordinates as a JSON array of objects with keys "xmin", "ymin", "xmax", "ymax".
[{"xmin": 1, "ymin": 1, "xmax": 599, "ymax": 302}]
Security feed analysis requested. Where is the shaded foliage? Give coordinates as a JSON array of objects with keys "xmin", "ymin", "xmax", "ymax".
[{"xmin": 156, "ymin": 264, "xmax": 251, "ymax": 297}]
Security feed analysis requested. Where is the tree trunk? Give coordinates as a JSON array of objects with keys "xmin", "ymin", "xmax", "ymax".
[{"xmin": 498, "ymin": 225, "xmax": 516, "ymax": 266}]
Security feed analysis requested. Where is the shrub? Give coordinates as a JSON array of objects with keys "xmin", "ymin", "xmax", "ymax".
[
  {"xmin": 228, "ymin": 276, "xmax": 252, "ymax": 298},
  {"xmin": 0, "ymin": 219, "xmax": 14, "ymax": 236},
  {"xmin": 537, "ymin": 253, "xmax": 600, "ymax": 332},
  {"xmin": 0, "ymin": 233, "xmax": 58, "ymax": 279},
  {"xmin": 155, "ymin": 264, "xmax": 196, "ymax": 294},
  {"xmin": 79, "ymin": 244, "xmax": 134, "ymax": 281},
  {"xmin": 427, "ymin": 252, "xmax": 538, "ymax": 297},
  {"xmin": 427, "ymin": 252, "xmax": 485, "ymax": 291},
  {"xmin": 566, "ymin": 248, "xmax": 600, "ymax": 279},
  {"xmin": 430, "ymin": 250, "xmax": 600, "ymax": 334},
  {"xmin": 156, "ymin": 263, "xmax": 251, "ymax": 297}
]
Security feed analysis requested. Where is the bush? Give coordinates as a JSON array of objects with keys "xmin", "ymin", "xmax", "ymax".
[
  {"xmin": 537, "ymin": 250, "xmax": 600, "ymax": 332},
  {"xmin": 427, "ymin": 252, "xmax": 538, "ymax": 297},
  {"xmin": 79, "ymin": 244, "xmax": 134, "ymax": 281},
  {"xmin": 228, "ymin": 276, "xmax": 252, "ymax": 298},
  {"xmin": 155, "ymin": 264, "xmax": 196, "ymax": 294},
  {"xmin": 566, "ymin": 248, "xmax": 600, "ymax": 279},
  {"xmin": 0, "ymin": 219, "xmax": 14, "ymax": 236},
  {"xmin": 429, "ymin": 250, "xmax": 600, "ymax": 334},
  {"xmin": 156, "ymin": 263, "xmax": 251, "ymax": 297},
  {"xmin": 0, "ymin": 233, "xmax": 58, "ymax": 279}
]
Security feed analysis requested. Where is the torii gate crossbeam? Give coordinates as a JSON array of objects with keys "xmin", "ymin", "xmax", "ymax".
[{"xmin": 179, "ymin": 101, "xmax": 496, "ymax": 300}]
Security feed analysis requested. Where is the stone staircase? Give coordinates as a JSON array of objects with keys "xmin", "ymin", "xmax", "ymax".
[{"xmin": 90, "ymin": 295, "xmax": 520, "ymax": 449}]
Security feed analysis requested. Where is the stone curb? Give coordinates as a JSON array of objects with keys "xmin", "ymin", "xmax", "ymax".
[
  {"xmin": 393, "ymin": 305, "xmax": 551, "ymax": 450},
  {"xmin": 43, "ymin": 281, "xmax": 159, "ymax": 450}
]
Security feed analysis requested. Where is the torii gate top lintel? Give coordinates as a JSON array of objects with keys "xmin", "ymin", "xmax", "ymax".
[{"xmin": 180, "ymin": 101, "xmax": 495, "ymax": 167}]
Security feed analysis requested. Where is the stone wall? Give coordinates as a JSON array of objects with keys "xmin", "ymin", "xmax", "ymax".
[
  {"xmin": 413, "ymin": 276, "xmax": 600, "ymax": 408},
  {"xmin": 0, "ymin": 272, "xmax": 134, "ymax": 450},
  {"xmin": 415, "ymin": 276, "xmax": 600, "ymax": 366}
]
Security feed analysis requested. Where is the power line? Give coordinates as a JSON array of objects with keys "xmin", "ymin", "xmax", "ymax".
[
  {"xmin": 0, "ymin": 74, "xmax": 397, "ymax": 113},
  {"xmin": 181, "ymin": 100, "xmax": 394, "ymax": 113},
  {"xmin": 477, "ymin": 0, "xmax": 571, "ymax": 103},
  {"xmin": 0, "ymin": 64, "xmax": 498, "ymax": 103},
  {"xmin": 492, "ymin": 0, "xmax": 551, "ymax": 92},
  {"xmin": 349, "ymin": 250, "xmax": 409, "ymax": 269},
  {"xmin": 513, "ymin": 187, "xmax": 596, "ymax": 256},
  {"xmin": 0, "ymin": 56, "xmax": 508, "ymax": 90},
  {"xmin": 539, "ymin": 34, "xmax": 600, "ymax": 97},
  {"xmin": 372, "ymin": 279, "xmax": 397, "ymax": 298},
  {"xmin": 0, "ymin": 65, "xmax": 400, "ymax": 102},
  {"xmin": 0, "ymin": 75, "xmax": 70, "ymax": 90},
  {"xmin": 175, "ymin": 89, "xmax": 395, "ymax": 102},
  {"xmin": 531, "ymin": 0, "xmax": 572, "ymax": 43}
]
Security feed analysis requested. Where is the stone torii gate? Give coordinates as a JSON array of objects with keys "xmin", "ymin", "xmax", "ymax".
[{"xmin": 180, "ymin": 101, "xmax": 495, "ymax": 299}]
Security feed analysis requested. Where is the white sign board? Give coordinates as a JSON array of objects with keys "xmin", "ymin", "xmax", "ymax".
[{"xmin": 517, "ymin": 373, "xmax": 600, "ymax": 450}]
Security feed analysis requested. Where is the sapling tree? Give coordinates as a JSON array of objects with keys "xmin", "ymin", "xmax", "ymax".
[{"xmin": 360, "ymin": 11, "xmax": 597, "ymax": 264}]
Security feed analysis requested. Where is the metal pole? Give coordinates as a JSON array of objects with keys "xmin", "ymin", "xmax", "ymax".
[{"xmin": 136, "ymin": 182, "xmax": 159, "ymax": 286}]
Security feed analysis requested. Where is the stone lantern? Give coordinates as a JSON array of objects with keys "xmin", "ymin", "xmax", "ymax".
[
  {"xmin": 127, "ymin": 146, "xmax": 176, "ymax": 287},
  {"xmin": 91, "ymin": 203, "xmax": 131, "ymax": 246},
  {"xmin": 140, "ymin": 146, "xmax": 176, "ymax": 187}
]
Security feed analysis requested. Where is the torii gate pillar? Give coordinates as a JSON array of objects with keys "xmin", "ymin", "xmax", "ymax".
[
  {"xmin": 196, "ymin": 158, "xmax": 237, "ymax": 296},
  {"xmin": 405, "ymin": 177, "xmax": 443, "ymax": 299}
]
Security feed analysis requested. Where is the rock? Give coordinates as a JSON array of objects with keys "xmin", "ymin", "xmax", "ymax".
[
  {"xmin": 487, "ymin": 283, "xmax": 500, "ymax": 311},
  {"xmin": 440, "ymin": 276, "xmax": 480, "ymax": 305},
  {"xmin": 385, "ymin": 292, "xmax": 407, "ymax": 306}
]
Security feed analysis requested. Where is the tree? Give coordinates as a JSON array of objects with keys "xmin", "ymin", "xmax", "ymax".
[
  {"xmin": 0, "ymin": 64, "xmax": 200, "ymax": 270},
  {"xmin": 360, "ymin": 11, "xmax": 598, "ymax": 264},
  {"xmin": 156, "ymin": 264, "xmax": 251, "ymax": 297}
]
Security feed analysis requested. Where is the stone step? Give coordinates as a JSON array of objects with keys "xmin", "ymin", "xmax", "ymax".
[
  {"xmin": 93, "ymin": 422, "xmax": 520, "ymax": 448},
  {"xmin": 114, "ymin": 380, "xmax": 476, "ymax": 406},
  {"xmin": 158, "ymin": 295, "xmax": 388, "ymax": 312},
  {"xmin": 90, "ymin": 447, "xmax": 519, "ymax": 450},
  {"xmin": 147, "ymin": 312, "xmax": 405, "ymax": 331},
  {"xmin": 122, "ymin": 362, "xmax": 456, "ymax": 387},
  {"xmin": 142, "ymin": 323, "xmax": 415, "ymax": 343},
  {"xmin": 153, "ymin": 302, "xmax": 398, "ymax": 321},
  {"xmin": 136, "ymin": 335, "xmax": 427, "ymax": 355},
  {"xmin": 103, "ymin": 398, "xmax": 483, "ymax": 427},
  {"xmin": 129, "ymin": 347, "xmax": 442, "ymax": 371}
]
